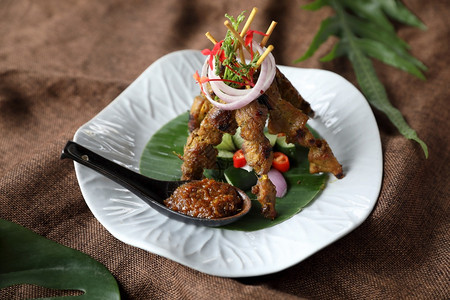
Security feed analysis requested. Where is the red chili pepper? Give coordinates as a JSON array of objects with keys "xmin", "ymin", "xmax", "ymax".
[
  {"xmin": 233, "ymin": 149, "xmax": 246, "ymax": 168},
  {"xmin": 244, "ymin": 30, "xmax": 268, "ymax": 47},
  {"xmin": 272, "ymin": 152, "xmax": 290, "ymax": 173},
  {"xmin": 201, "ymin": 40, "xmax": 225, "ymax": 70},
  {"xmin": 244, "ymin": 29, "xmax": 268, "ymax": 61},
  {"xmin": 194, "ymin": 70, "xmax": 247, "ymax": 88}
]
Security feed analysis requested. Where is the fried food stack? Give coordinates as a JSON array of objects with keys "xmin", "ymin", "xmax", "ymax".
[
  {"xmin": 181, "ymin": 69, "xmax": 343, "ymax": 219},
  {"xmin": 180, "ymin": 8, "xmax": 343, "ymax": 219}
]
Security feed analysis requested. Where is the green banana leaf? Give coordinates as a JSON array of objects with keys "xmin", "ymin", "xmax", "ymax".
[
  {"xmin": 139, "ymin": 112, "xmax": 327, "ymax": 232},
  {"xmin": 0, "ymin": 219, "xmax": 120, "ymax": 299}
]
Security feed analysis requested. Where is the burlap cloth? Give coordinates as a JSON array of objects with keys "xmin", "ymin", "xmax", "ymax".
[{"xmin": 0, "ymin": 0, "xmax": 448, "ymax": 299}]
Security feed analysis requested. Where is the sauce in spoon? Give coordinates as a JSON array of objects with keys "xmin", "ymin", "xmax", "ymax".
[
  {"xmin": 165, "ymin": 178, "xmax": 243, "ymax": 219},
  {"xmin": 61, "ymin": 141, "xmax": 251, "ymax": 227}
]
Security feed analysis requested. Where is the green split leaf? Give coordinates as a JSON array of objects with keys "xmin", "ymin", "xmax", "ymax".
[
  {"xmin": 297, "ymin": 0, "xmax": 428, "ymax": 157},
  {"xmin": 0, "ymin": 219, "xmax": 120, "ymax": 299}
]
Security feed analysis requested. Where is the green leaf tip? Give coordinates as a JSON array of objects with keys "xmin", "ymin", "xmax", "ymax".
[
  {"xmin": 409, "ymin": 133, "xmax": 429, "ymax": 158},
  {"xmin": 0, "ymin": 218, "xmax": 121, "ymax": 299},
  {"xmin": 296, "ymin": 0, "xmax": 429, "ymax": 157},
  {"xmin": 294, "ymin": 16, "xmax": 340, "ymax": 63}
]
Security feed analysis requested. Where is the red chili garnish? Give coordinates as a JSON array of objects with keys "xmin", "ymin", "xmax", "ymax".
[
  {"xmin": 221, "ymin": 64, "xmax": 254, "ymax": 87},
  {"xmin": 195, "ymin": 28, "xmax": 269, "ymax": 91},
  {"xmin": 244, "ymin": 30, "xmax": 267, "ymax": 46},
  {"xmin": 272, "ymin": 152, "xmax": 290, "ymax": 173},
  {"xmin": 233, "ymin": 149, "xmax": 246, "ymax": 168},
  {"xmin": 244, "ymin": 29, "xmax": 268, "ymax": 61},
  {"xmin": 193, "ymin": 71, "xmax": 209, "ymax": 84},
  {"xmin": 201, "ymin": 49, "xmax": 211, "ymax": 56},
  {"xmin": 201, "ymin": 40, "xmax": 225, "ymax": 69},
  {"xmin": 193, "ymin": 70, "xmax": 247, "ymax": 88}
]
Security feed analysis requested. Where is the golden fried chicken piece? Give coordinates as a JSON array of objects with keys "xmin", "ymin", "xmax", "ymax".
[
  {"xmin": 308, "ymin": 139, "xmax": 344, "ymax": 178},
  {"xmin": 235, "ymin": 100, "xmax": 277, "ymax": 219},
  {"xmin": 266, "ymin": 80, "xmax": 344, "ymax": 179},
  {"xmin": 275, "ymin": 68, "xmax": 314, "ymax": 117},
  {"xmin": 235, "ymin": 101, "xmax": 273, "ymax": 174},
  {"xmin": 181, "ymin": 69, "xmax": 343, "ymax": 220},
  {"xmin": 251, "ymin": 175, "xmax": 277, "ymax": 219},
  {"xmin": 181, "ymin": 106, "xmax": 237, "ymax": 180},
  {"xmin": 188, "ymin": 94, "xmax": 212, "ymax": 132}
]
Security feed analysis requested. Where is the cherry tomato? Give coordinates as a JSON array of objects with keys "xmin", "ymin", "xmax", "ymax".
[
  {"xmin": 272, "ymin": 152, "xmax": 290, "ymax": 172},
  {"xmin": 233, "ymin": 149, "xmax": 246, "ymax": 168}
]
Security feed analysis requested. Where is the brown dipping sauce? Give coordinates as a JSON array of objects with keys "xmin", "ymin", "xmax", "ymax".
[{"xmin": 164, "ymin": 178, "xmax": 243, "ymax": 219}]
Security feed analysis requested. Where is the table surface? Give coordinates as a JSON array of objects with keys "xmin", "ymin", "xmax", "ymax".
[{"xmin": 0, "ymin": 1, "xmax": 448, "ymax": 299}]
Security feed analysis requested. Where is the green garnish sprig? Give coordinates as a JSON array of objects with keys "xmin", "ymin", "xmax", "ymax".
[{"xmin": 199, "ymin": 9, "xmax": 275, "ymax": 89}]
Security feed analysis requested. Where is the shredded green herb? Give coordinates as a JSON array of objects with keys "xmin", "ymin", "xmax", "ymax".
[{"xmin": 213, "ymin": 12, "xmax": 261, "ymax": 88}]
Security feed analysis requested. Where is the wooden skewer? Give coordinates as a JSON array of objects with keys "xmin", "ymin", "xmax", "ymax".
[
  {"xmin": 205, "ymin": 32, "xmax": 217, "ymax": 45},
  {"xmin": 260, "ymin": 21, "xmax": 277, "ymax": 47},
  {"xmin": 255, "ymin": 45, "xmax": 274, "ymax": 68},
  {"xmin": 224, "ymin": 20, "xmax": 253, "ymax": 54},
  {"xmin": 220, "ymin": 11, "xmax": 275, "ymax": 68},
  {"xmin": 240, "ymin": 7, "xmax": 258, "ymax": 38},
  {"xmin": 238, "ymin": 44, "xmax": 246, "ymax": 64},
  {"xmin": 237, "ymin": 8, "xmax": 257, "ymax": 64}
]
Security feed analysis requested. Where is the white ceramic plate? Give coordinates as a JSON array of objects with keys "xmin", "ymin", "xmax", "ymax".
[{"xmin": 73, "ymin": 50, "xmax": 382, "ymax": 277}]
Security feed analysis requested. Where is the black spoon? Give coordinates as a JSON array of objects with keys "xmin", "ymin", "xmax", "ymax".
[{"xmin": 61, "ymin": 141, "xmax": 251, "ymax": 227}]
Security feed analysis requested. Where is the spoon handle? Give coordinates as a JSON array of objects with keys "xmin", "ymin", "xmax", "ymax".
[
  {"xmin": 61, "ymin": 140, "xmax": 251, "ymax": 227},
  {"xmin": 60, "ymin": 141, "xmax": 175, "ymax": 205}
]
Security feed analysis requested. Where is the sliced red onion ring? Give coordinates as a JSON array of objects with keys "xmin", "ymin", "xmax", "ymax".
[
  {"xmin": 200, "ymin": 41, "xmax": 276, "ymax": 110},
  {"xmin": 268, "ymin": 168, "xmax": 287, "ymax": 198}
]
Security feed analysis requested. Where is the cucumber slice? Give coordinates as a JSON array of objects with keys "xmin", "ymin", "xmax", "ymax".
[
  {"xmin": 224, "ymin": 167, "xmax": 257, "ymax": 191},
  {"xmin": 216, "ymin": 133, "xmax": 236, "ymax": 151},
  {"xmin": 264, "ymin": 129, "xmax": 277, "ymax": 147},
  {"xmin": 217, "ymin": 149, "xmax": 234, "ymax": 160},
  {"xmin": 217, "ymin": 149, "xmax": 234, "ymax": 171},
  {"xmin": 275, "ymin": 135, "xmax": 296, "ymax": 157},
  {"xmin": 232, "ymin": 127, "xmax": 245, "ymax": 149},
  {"xmin": 233, "ymin": 127, "xmax": 277, "ymax": 149}
]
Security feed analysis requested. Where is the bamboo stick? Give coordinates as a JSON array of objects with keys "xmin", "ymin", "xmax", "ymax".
[
  {"xmin": 238, "ymin": 44, "xmax": 246, "ymax": 64},
  {"xmin": 260, "ymin": 21, "xmax": 277, "ymax": 47},
  {"xmin": 255, "ymin": 45, "xmax": 274, "ymax": 68},
  {"xmin": 224, "ymin": 20, "xmax": 253, "ymax": 54},
  {"xmin": 240, "ymin": 7, "xmax": 258, "ymax": 37},
  {"xmin": 205, "ymin": 32, "xmax": 217, "ymax": 45},
  {"xmin": 237, "ymin": 8, "xmax": 257, "ymax": 64}
]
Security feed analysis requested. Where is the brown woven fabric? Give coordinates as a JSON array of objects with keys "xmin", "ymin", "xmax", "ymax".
[{"xmin": 1, "ymin": 0, "xmax": 448, "ymax": 299}]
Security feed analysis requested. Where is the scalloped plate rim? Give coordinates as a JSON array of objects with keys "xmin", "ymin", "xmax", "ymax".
[{"xmin": 72, "ymin": 49, "xmax": 382, "ymax": 277}]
